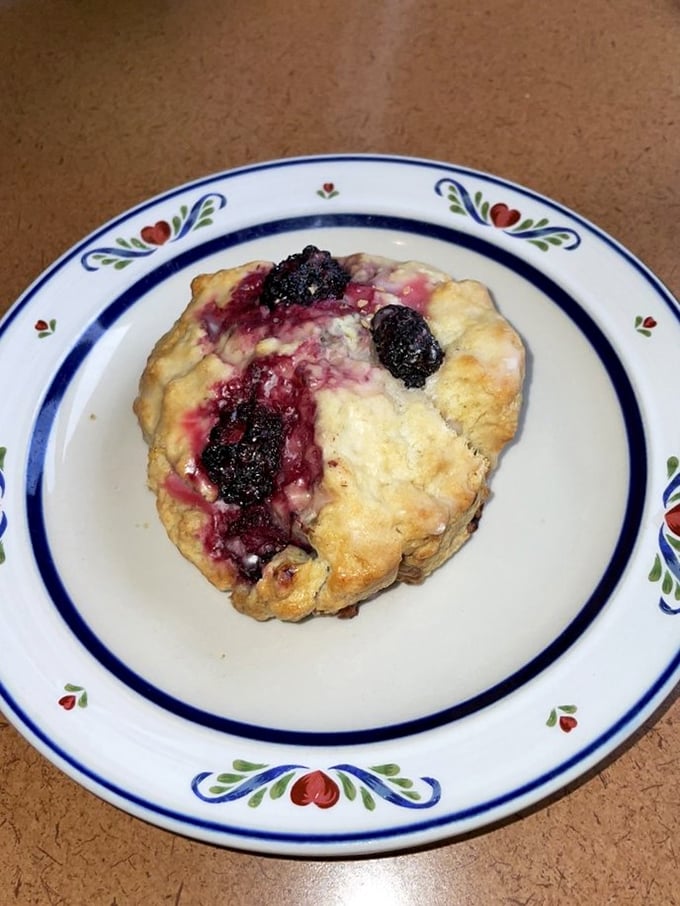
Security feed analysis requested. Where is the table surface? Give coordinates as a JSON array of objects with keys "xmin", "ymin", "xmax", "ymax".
[{"xmin": 1, "ymin": 1, "xmax": 679, "ymax": 903}]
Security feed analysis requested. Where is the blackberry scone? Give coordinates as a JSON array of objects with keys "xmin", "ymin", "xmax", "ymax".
[{"xmin": 134, "ymin": 246, "xmax": 525, "ymax": 621}]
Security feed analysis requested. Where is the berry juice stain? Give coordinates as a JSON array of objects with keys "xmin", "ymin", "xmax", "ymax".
[
  {"xmin": 177, "ymin": 353, "xmax": 324, "ymax": 583},
  {"xmin": 199, "ymin": 268, "xmax": 268, "ymax": 343},
  {"xmin": 166, "ymin": 248, "xmax": 445, "ymax": 583}
]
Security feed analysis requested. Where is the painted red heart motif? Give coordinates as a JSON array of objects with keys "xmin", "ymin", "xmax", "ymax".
[
  {"xmin": 322, "ymin": 182, "xmax": 335, "ymax": 193},
  {"xmin": 490, "ymin": 203, "xmax": 521, "ymax": 229},
  {"xmin": 559, "ymin": 715, "xmax": 578, "ymax": 733},
  {"xmin": 642, "ymin": 316, "xmax": 657, "ymax": 329},
  {"xmin": 290, "ymin": 771, "xmax": 340, "ymax": 809},
  {"xmin": 58, "ymin": 694, "xmax": 76, "ymax": 711},
  {"xmin": 140, "ymin": 220, "xmax": 171, "ymax": 245},
  {"xmin": 665, "ymin": 503, "xmax": 680, "ymax": 536},
  {"xmin": 34, "ymin": 319, "xmax": 49, "ymax": 332}
]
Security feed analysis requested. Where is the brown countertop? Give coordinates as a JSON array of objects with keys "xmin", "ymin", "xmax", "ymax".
[{"xmin": 1, "ymin": 1, "xmax": 679, "ymax": 903}]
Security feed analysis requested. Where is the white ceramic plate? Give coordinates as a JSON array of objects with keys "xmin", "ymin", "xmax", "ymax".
[{"xmin": 0, "ymin": 155, "xmax": 678, "ymax": 857}]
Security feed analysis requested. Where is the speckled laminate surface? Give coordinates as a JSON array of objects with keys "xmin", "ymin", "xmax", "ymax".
[{"xmin": 1, "ymin": 1, "xmax": 679, "ymax": 903}]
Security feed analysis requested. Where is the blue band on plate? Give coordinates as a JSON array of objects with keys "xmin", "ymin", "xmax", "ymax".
[{"xmin": 25, "ymin": 213, "xmax": 647, "ymax": 747}]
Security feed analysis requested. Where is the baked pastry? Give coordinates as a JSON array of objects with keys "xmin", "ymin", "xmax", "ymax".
[{"xmin": 134, "ymin": 246, "xmax": 525, "ymax": 621}]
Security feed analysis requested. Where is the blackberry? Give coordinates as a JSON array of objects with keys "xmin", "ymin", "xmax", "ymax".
[
  {"xmin": 260, "ymin": 245, "xmax": 351, "ymax": 309},
  {"xmin": 228, "ymin": 506, "xmax": 289, "ymax": 581},
  {"xmin": 201, "ymin": 400, "xmax": 284, "ymax": 506},
  {"xmin": 371, "ymin": 304, "xmax": 444, "ymax": 388}
]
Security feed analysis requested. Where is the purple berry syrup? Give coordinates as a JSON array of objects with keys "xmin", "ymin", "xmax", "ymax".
[{"xmin": 166, "ymin": 257, "xmax": 442, "ymax": 583}]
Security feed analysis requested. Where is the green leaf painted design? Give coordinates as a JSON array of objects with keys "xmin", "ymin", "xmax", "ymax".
[
  {"xmin": 667, "ymin": 535, "xmax": 680, "ymax": 552},
  {"xmin": 558, "ymin": 704, "xmax": 578, "ymax": 714},
  {"xmin": 172, "ymin": 215, "xmax": 182, "ymax": 235},
  {"xmin": 662, "ymin": 571, "xmax": 673, "ymax": 595},
  {"xmin": 248, "ymin": 788, "xmax": 267, "ymax": 808},
  {"xmin": 402, "ymin": 790, "xmax": 422, "ymax": 801},
  {"xmin": 270, "ymin": 771, "xmax": 295, "ymax": 799},
  {"xmin": 668, "ymin": 457, "xmax": 679, "ymax": 478},
  {"xmin": 194, "ymin": 219, "xmax": 213, "ymax": 230},
  {"xmin": 216, "ymin": 772, "xmax": 246, "ymax": 785},
  {"xmin": 64, "ymin": 684, "xmax": 84, "ymax": 692},
  {"xmin": 390, "ymin": 777, "xmax": 415, "ymax": 789},
  {"xmin": 360, "ymin": 787, "xmax": 376, "ymax": 811},
  {"xmin": 370, "ymin": 764, "xmax": 400, "ymax": 777},
  {"xmin": 647, "ymin": 554, "xmax": 662, "ymax": 582},
  {"xmin": 529, "ymin": 240, "xmax": 550, "ymax": 251},
  {"xmin": 546, "ymin": 708, "xmax": 558, "ymax": 727},
  {"xmin": 0, "ymin": 541, "xmax": 5, "ymax": 565},
  {"xmin": 515, "ymin": 218, "xmax": 534, "ymax": 231},
  {"xmin": 336, "ymin": 771, "xmax": 357, "ymax": 800},
  {"xmin": 232, "ymin": 760, "xmax": 268, "ymax": 773}
]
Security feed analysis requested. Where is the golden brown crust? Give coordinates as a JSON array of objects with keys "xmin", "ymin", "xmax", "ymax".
[
  {"xmin": 134, "ymin": 253, "xmax": 525, "ymax": 621},
  {"xmin": 427, "ymin": 279, "xmax": 526, "ymax": 466}
]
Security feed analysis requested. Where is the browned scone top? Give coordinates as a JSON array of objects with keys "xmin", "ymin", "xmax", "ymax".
[{"xmin": 134, "ymin": 250, "xmax": 525, "ymax": 621}]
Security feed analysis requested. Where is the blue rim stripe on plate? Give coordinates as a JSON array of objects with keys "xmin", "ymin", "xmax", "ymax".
[
  {"xmin": 1, "ymin": 648, "xmax": 678, "ymax": 847},
  {"xmin": 25, "ymin": 213, "xmax": 647, "ymax": 746}
]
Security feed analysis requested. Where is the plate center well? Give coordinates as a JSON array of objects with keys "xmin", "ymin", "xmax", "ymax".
[{"xmin": 35, "ymin": 224, "xmax": 634, "ymax": 740}]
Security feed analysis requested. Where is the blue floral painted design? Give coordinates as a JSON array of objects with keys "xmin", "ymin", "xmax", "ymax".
[
  {"xmin": 192, "ymin": 759, "xmax": 441, "ymax": 811},
  {"xmin": 435, "ymin": 177, "xmax": 581, "ymax": 251},
  {"xmin": 81, "ymin": 193, "xmax": 227, "ymax": 271},
  {"xmin": 649, "ymin": 456, "xmax": 680, "ymax": 614}
]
